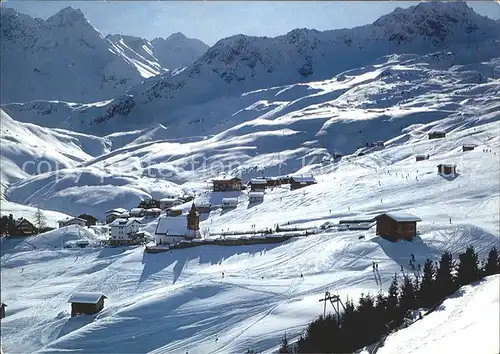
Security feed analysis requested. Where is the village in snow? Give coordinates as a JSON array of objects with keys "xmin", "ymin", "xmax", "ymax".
[{"xmin": 1, "ymin": 2, "xmax": 499, "ymax": 354}]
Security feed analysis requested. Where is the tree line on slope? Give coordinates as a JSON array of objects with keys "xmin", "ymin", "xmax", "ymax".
[{"xmin": 278, "ymin": 245, "xmax": 500, "ymax": 354}]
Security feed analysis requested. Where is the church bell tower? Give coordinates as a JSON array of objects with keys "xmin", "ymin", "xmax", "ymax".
[{"xmin": 187, "ymin": 204, "xmax": 200, "ymax": 231}]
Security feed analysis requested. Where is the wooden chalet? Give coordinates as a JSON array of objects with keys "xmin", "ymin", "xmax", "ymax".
[
  {"xmin": 437, "ymin": 164, "xmax": 457, "ymax": 175},
  {"xmin": 159, "ymin": 198, "xmax": 181, "ymax": 210},
  {"xmin": 68, "ymin": 292, "xmax": 107, "ymax": 317},
  {"xmin": 78, "ymin": 214, "xmax": 98, "ymax": 226},
  {"xmin": 58, "ymin": 217, "xmax": 86, "ymax": 228},
  {"xmin": 248, "ymin": 178, "xmax": 267, "ymax": 192},
  {"xmin": 1, "ymin": 302, "xmax": 6, "ymax": 319},
  {"xmin": 248, "ymin": 192, "xmax": 264, "ymax": 203},
  {"xmin": 428, "ymin": 131, "xmax": 446, "ymax": 139},
  {"xmin": 212, "ymin": 177, "xmax": 243, "ymax": 192},
  {"xmin": 12, "ymin": 218, "xmax": 37, "ymax": 237},
  {"xmin": 290, "ymin": 176, "xmax": 316, "ymax": 190},
  {"xmin": 265, "ymin": 176, "xmax": 291, "ymax": 187},
  {"xmin": 462, "ymin": 144, "xmax": 477, "ymax": 152},
  {"xmin": 416, "ymin": 154, "xmax": 430, "ymax": 162},
  {"xmin": 144, "ymin": 208, "xmax": 162, "ymax": 217},
  {"xmin": 222, "ymin": 197, "xmax": 239, "ymax": 209},
  {"xmin": 376, "ymin": 212, "xmax": 422, "ymax": 242},
  {"xmin": 194, "ymin": 201, "xmax": 211, "ymax": 214},
  {"xmin": 105, "ymin": 208, "xmax": 128, "ymax": 224}
]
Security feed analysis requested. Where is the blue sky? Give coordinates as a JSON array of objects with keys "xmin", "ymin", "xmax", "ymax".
[{"xmin": 3, "ymin": 1, "xmax": 500, "ymax": 45}]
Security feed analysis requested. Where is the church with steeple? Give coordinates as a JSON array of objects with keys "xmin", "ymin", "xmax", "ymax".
[{"xmin": 154, "ymin": 204, "xmax": 201, "ymax": 245}]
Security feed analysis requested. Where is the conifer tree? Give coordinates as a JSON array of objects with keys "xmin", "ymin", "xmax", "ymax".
[
  {"xmin": 457, "ymin": 246, "xmax": 480, "ymax": 286},
  {"xmin": 385, "ymin": 273, "xmax": 400, "ymax": 328},
  {"xmin": 483, "ymin": 246, "xmax": 499, "ymax": 276},
  {"xmin": 279, "ymin": 332, "xmax": 291, "ymax": 353},
  {"xmin": 435, "ymin": 251, "xmax": 456, "ymax": 299},
  {"xmin": 399, "ymin": 274, "xmax": 417, "ymax": 315},
  {"xmin": 418, "ymin": 258, "xmax": 436, "ymax": 308}
]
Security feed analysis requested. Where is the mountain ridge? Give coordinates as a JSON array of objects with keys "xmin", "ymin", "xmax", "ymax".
[
  {"xmin": 0, "ymin": 6, "xmax": 208, "ymax": 104},
  {"xmin": 3, "ymin": 2, "xmax": 499, "ymax": 136}
]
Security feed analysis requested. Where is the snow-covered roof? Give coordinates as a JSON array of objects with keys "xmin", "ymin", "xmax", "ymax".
[
  {"xmin": 130, "ymin": 208, "xmax": 144, "ymax": 214},
  {"xmin": 290, "ymin": 175, "xmax": 316, "ymax": 183},
  {"xmin": 109, "ymin": 218, "xmax": 141, "ymax": 227},
  {"xmin": 68, "ymin": 292, "xmax": 106, "ymax": 304},
  {"xmin": 463, "ymin": 144, "xmax": 477, "ymax": 147},
  {"xmin": 437, "ymin": 164, "xmax": 457, "ymax": 168},
  {"xmin": 145, "ymin": 208, "xmax": 162, "ymax": 213},
  {"xmin": 155, "ymin": 216, "xmax": 188, "ymax": 236},
  {"xmin": 105, "ymin": 208, "xmax": 128, "ymax": 214},
  {"xmin": 248, "ymin": 192, "xmax": 264, "ymax": 198},
  {"xmin": 249, "ymin": 178, "xmax": 267, "ymax": 184},
  {"xmin": 58, "ymin": 216, "xmax": 86, "ymax": 223},
  {"xmin": 194, "ymin": 200, "xmax": 211, "ymax": 207},
  {"xmin": 213, "ymin": 177, "xmax": 242, "ymax": 183},
  {"xmin": 222, "ymin": 197, "xmax": 238, "ymax": 204},
  {"xmin": 382, "ymin": 212, "xmax": 422, "ymax": 222}
]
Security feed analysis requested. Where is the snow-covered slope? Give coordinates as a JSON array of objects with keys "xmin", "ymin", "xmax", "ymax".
[
  {"xmin": 378, "ymin": 275, "xmax": 500, "ymax": 354},
  {"xmin": 4, "ymin": 43, "xmax": 499, "ymax": 221},
  {"xmin": 106, "ymin": 32, "xmax": 208, "ymax": 72},
  {"xmin": 1, "ymin": 3, "xmax": 499, "ymax": 353},
  {"xmin": 0, "ymin": 109, "xmax": 109, "ymax": 186},
  {"xmin": 3, "ymin": 2, "xmax": 499, "ymax": 134}
]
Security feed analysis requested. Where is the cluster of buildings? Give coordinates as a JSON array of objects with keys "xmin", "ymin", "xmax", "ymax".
[{"xmin": 414, "ymin": 130, "xmax": 478, "ymax": 176}]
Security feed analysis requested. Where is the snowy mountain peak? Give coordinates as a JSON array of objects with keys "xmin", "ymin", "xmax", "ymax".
[
  {"xmin": 374, "ymin": 1, "xmax": 495, "ymax": 43},
  {"xmin": 46, "ymin": 6, "xmax": 88, "ymax": 28},
  {"xmin": 165, "ymin": 32, "xmax": 188, "ymax": 41}
]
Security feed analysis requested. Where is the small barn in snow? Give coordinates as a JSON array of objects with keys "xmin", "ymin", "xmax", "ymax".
[
  {"xmin": 462, "ymin": 144, "xmax": 477, "ymax": 152},
  {"xmin": 222, "ymin": 197, "xmax": 239, "ymax": 209},
  {"xmin": 68, "ymin": 292, "xmax": 107, "ymax": 317},
  {"xmin": 437, "ymin": 164, "xmax": 457, "ymax": 175},
  {"xmin": 416, "ymin": 154, "xmax": 430, "ymax": 162},
  {"xmin": 376, "ymin": 212, "xmax": 422, "ymax": 242},
  {"xmin": 428, "ymin": 131, "xmax": 446, "ymax": 139},
  {"xmin": 248, "ymin": 192, "xmax": 264, "ymax": 203},
  {"xmin": 290, "ymin": 176, "xmax": 316, "ymax": 190},
  {"xmin": 248, "ymin": 178, "xmax": 267, "ymax": 192}
]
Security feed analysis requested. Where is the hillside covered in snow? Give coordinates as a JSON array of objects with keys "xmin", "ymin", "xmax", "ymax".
[
  {"xmin": 1, "ymin": 2, "xmax": 499, "ymax": 354},
  {"xmin": 0, "ymin": 7, "xmax": 208, "ymax": 104},
  {"xmin": 378, "ymin": 275, "xmax": 500, "ymax": 354}
]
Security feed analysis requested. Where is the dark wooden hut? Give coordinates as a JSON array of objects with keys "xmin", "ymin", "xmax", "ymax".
[
  {"xmin": 462, "ymin": 144, "xmax": 477, "ymax": 152},
  {"xmin": 416, "ymin": 154, "xmax": 430, "ymax": 162},
  {"xmin": 428, "ymin": 131, "xmax": 446, "ymax": 139},
  {"xmin": 376, "ymin": 212, "xmax": 422, "ymax": 242},
  {"xmin": 68, "ymin": 292, "xmax": 107, "ymax": 317},
  {"xmin": 437, "ymin": 164, "xmax": 457, "ymax": 175}
]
